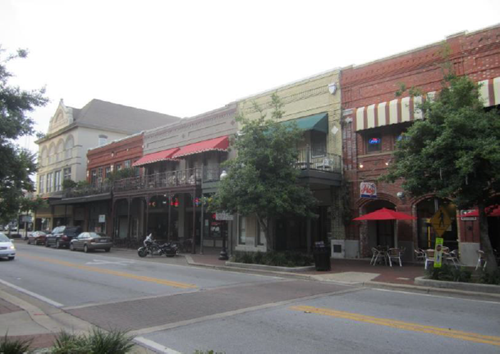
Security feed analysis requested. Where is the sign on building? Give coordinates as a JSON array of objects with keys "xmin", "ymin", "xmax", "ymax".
[
  {"xmin": 360, "ymin": 182, "xmax": 377, "ymax": 199},
  {"xmin": 215, "ymin": 212, "xmax": 233, "ymax": 221},
  {"xmin": 98, "ymin": 214, "xmax": 106, "ymax": 223}
]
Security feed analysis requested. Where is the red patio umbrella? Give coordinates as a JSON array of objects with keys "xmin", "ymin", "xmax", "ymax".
[
  {"xmin": 353, "ymin": 208, "xmax": 416, "ymax": 249},
  {"xmin": 353, "ymin": 208, "xmax": 417, "ymax": 221}
]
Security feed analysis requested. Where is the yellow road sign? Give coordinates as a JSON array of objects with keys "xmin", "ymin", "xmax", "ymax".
[{"xmin": 430, "ymin": 206, "xmax": 451, "ymax": 237}]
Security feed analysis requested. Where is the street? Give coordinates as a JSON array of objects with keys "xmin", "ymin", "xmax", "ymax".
[{"xmin": 1, "ymin": 242, "xmax": 500, "ymax": 354}]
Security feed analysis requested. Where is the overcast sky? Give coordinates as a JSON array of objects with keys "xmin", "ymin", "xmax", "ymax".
[{"xmin": 1, "ymin": 0, "xmax": 500, "ymax": 153}]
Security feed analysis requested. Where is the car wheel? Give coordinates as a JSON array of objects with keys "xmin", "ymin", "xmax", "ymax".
[
  {"xmin": 27, "ymin": 239, "xmax": 31, "ymax": 245},
  {"xmin": 84, "ymin": 244, "xmax": 89, "ymax": 253},
  {"xmin": 8, "ymin": 257, "xmax": 14, "ymax": 261},
  {"xmin": 56, "ymin": 241, "xmax": 62, "ymax": 249},
  {"xmin": 105, "ymin": 248, "xmax": 110, "ymax": 253},
  {"xmin": 45, "ymin": 242, "xmax": 51, "ymax": 247},
  {"xmin": 70, "ymin": 243, "xmax": 75, "ymax": 251}
]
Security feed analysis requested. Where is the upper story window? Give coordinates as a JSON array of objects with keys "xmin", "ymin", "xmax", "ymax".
[
  {"xmin": 366, "ymin": 136, "xmax": 382, "ymax": 154},
  {"xmin": 124, "ymin": 160, "xmax": 131, "ymax": 169},
  {"xmin": 311, "ymin": 131, "xmax": 327, "ymax": 158},
  {"xmin": 63, "ymin": 167, "xmax": 71, "ymax": 180},
  {"xmin": 98, "ymin": 135, "xmax": 108, "ymax": 147},
  {"xmin": 38, "ymin": 175, "xmax": 44, "ymax": 194}
]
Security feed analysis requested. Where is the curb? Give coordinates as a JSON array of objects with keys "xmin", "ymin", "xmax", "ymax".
[{"xmin": 414, "ymin": 276, "xmax": 500, "ymax": 295}]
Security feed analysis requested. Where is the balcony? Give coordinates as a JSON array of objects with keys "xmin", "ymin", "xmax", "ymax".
[
  {"xmin": 296, "ymin": 147, "xmax": 342, "ymax": 186},
  {"xmin": 114, "ymin": 168, "xmax": 202, "ymax": 193},
  {"xmin": 63, "ymin": 183, "xmax": 112, "ymax": 198}
]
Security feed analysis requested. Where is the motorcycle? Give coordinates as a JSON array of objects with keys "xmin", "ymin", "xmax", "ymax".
[{"xmin": 137, "ymin": 234, "xmax": 178, "ymax": 258}]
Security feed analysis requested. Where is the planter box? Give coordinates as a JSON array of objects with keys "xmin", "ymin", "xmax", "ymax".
[
  {"xmin": 225, "ymin": 261, "xmax": 315, "ymax": 273},
  {"xmin": 415, "ymin": 276, "xmax": 500, "ymax": 294}
]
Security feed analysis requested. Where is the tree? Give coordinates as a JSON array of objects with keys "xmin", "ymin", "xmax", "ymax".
[
  {"xmin": 19, "ymin": 196, "xmax": 47, "ymax": 236},
  {"xmin": 384, "ymin": 75, "xmax": 500, "ymax": 270},
  {"xmin": 0, "ymin": 46, "xmax": 48, "ymax": 224},
  {"xmin": 209, "ymin": 94, "xmax": 317, "ymax": 250}
]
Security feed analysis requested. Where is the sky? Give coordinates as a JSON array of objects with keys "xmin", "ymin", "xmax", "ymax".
[{"xmin": 1, "ymin": 0, "xmax": 500, "ymax": 153}]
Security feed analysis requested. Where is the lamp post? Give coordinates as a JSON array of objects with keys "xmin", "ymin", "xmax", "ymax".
[{"xmin": 218, "ymin": 170, "xmax": 229, "ymax": 261}]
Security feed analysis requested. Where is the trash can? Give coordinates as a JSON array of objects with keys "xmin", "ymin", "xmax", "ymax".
[{"xmin": 313, "ymin": 242, "xmax": 331, "ymax": 271}]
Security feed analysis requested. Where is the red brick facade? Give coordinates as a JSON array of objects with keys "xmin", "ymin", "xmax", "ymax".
[
  {"xmin": 87, "ymin": 133, "xmax": 144, "ymax": 181},
  {"xmin": 340, "ymin": 25, "xmax": 500, "ymax": 257}
]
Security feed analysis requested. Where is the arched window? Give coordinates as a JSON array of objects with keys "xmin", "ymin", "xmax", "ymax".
[
  {"xmin": 48, "ymin": 144, "xmax": 55, "ymax": 165},
  {"xmin": 40, "ymin": 147, "xmax": 47, "ymax": 167},
  {"xmin": 56, "ymin": 139, "xmax": 64, "ymax": 162},
  {"xmin": 65, "ymin": 135, "xmax": 74, "ymax": 159}
]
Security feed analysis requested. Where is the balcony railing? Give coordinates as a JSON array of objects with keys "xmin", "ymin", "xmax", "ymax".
[
  {"xmin": 63, "ymin": 183, "xmax": 112, "ymax": 198},
  {"xmin": 114, "ymin": 168, "xmax": 202, "ymax": 192},
  {"xmin": 296, "ymin": 147, "xmax": 342, "ymax": 173}
]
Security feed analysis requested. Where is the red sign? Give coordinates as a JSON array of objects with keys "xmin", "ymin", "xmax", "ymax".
[{"xmin": 360, "ymin": 182, "xmax": 377, "ymax": 199}]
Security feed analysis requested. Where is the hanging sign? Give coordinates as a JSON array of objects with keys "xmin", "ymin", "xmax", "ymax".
[
  {"xmin": 98, "ymin": 214, "xmax": 106, "ymax": 223},
  {"xmin": 434, "ymin": 237, "xmax": 444, "ymax": 268},
  {"xmin": 360, "ymin": 182, "xmax": 377, "ymax": 199}
]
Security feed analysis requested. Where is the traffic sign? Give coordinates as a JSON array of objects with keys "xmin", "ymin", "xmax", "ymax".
[{"xmin": 430, "ymin": 207, "xmax": 451, "ymax": 237}]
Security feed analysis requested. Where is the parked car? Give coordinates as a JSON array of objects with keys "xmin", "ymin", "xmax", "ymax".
[
  {"xmin": 0, "ymin": 233, "xmax": 16, "ymax": 260},
  {"xmin": 27, "ymin": 231, "xmax": 47, "ymax": 245},
  {"xmin": 46, "ymin": 226, "xmax": 82, "ymax": 249},
  {"xmin": 70, "ymin": 232, "xmax": 112, "ymax": 253}
]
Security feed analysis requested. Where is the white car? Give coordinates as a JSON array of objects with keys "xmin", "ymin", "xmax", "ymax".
[{"xmin": 0, "ymin": 232, "xmax": 16, "ymax": 260}]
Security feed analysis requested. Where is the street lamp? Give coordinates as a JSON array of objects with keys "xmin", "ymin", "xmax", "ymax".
[{"xmin": 218, "ymin": 170, "xmax": 229, "ymax": 261}]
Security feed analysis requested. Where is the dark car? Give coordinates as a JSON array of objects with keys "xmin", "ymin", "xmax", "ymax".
[
  {"xmin": 27, "ymin": 231, "xmax": 47, "ymax": 245},
  {"xmin": 45, "ymin": 226, "xmax": 82, "ymax": 249},
  {"xmin": 70, "ymin": 232, "xmax": 112, "ymax": 253}
]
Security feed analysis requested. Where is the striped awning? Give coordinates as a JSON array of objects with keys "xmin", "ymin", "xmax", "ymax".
[
  {"xmin": 355, "ymin": 76, "xmax": 500, "ymax": 132},
  {"xmin": 172, "ymin": 136, "xmax": 229, "ymax": 159},
  {"xmin": 132, "ymin": 147, "xmax": 179, "ymax": 167}
]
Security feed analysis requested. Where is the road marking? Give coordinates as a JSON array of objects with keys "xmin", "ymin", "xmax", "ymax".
[
  {"xmin": 134, "ymin": 337, "xmax": 182, "ymax": 354},
  {"xmin": 86, "ymin": 259, "xmax": 135, "ymax": 266},
  {"xmin": 22, "ymin": 254, "xmax": 197, "ymax": 289},
  {"xmin": 0, "ymin": 278, "xmax": 64, "ymax": 307},
  {"xmin": 290, "ymin": 305, "xmax": 500, "ymax": 347}
]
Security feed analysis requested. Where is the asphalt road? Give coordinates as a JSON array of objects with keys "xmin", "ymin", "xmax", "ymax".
[{"xmin": 2, "ymin": 242, "xmax": 500, "ymax": 354}]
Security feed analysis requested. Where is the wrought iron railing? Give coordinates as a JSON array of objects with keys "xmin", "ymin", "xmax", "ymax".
[
  {"xmin": 63, "ymin": 183, "xmax": 112, "ymax": 198},
  {"xmin": 296, "ymin": 147, "xmax": 342, "ymax": 173},
  {"xmin": 114, "ymin": 168, "xmax": 202, "ymax": 192}
]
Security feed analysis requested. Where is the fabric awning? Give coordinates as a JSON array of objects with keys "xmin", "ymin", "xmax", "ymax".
[
  {"xmin": 283, "ymin": 113, "xmax": 328, "ymax": 134},
  {"xmin": 172, "ymin": 136, "xmax": 229, "ymax": 158},
  {"xmin": 132, "ymin": 147, "xmax": 180, "ymax": 167}
]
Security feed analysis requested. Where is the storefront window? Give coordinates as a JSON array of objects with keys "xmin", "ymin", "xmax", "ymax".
[
  {"xmin": 239, "ymin": 216, "xmax": 246, "ymax": 244},
  {"xmin": 367, "ymin": 136, "xmax": 382, "ymax": 153}
]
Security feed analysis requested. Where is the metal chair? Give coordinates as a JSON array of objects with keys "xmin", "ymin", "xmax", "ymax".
[
  {"xmin": 475, "ymin": 250, "xmax": 487, "ymax": 270},
  {"xmin": 371, "ymin": 247, "xmax": 387, "ymax": 266},
  {"xmin": 414, "ymin": 248, "xmax": 426, "ymax": 262},
  {"xmin": 444, "ymin": 249, "xmax": 460, "ymax": 269},
  {"xmin": 387, "ymin": 248, "xmax": 403, "ymax": 267}
]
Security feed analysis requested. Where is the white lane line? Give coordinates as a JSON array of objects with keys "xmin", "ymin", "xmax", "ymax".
[
  {"xmin": 373, "ymin": 288, "xmax": 500, "ymax": 305},
  {"xmin": 134, "ymin": 337, "xmax": 182, "ymax": 354},
  {"xmin": 0, "ymin": 278, "xmax": 64, "ymax": 308}
]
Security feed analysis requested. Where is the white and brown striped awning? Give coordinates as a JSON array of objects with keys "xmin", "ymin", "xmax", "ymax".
[{"xmin": 355, "ymin": 76, "xmax": 500, "ymax": 132}]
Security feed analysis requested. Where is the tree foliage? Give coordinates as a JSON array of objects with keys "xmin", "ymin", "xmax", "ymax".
[
  {"xmin": 209, "ymin": 94, "xmax": 317, "ymax": 249},
  {"xmin": 384, "ymin": 75, "xmax": 500, "ymax": 270},
  {"xmin": 0, "ymin": 46, "xmax": 48, "ymax": 224}
]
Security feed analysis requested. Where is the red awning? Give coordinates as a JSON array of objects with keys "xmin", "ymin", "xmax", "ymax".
[
  {"xmin": 132, "ymin": 148, "xmax": 180, "ymax": 167},
  {"xmin": 353, "ymin": 208, "xmax": 417, "ymax": 221},
  {"xmin": 172, "ymin": 136, "xmax": 229, "ymax": 158},
  {"xmin": 462, "ymin": 206, "xmax": 500, "ymax": 218}
]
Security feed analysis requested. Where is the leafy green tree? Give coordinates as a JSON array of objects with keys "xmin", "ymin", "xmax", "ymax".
[
  {"xmin": 0, "ymin": 46, "xmax": 48, "ymax": 224},
  {"xmin": 384, "ymin": 75, "xmax": 500, "ymax": 270},
  {"xmin": 209, "ymin": 94, "xmax": 317, "ymax": 250}
]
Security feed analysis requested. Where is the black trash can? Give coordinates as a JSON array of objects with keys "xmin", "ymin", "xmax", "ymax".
[{"xmin": 313, "ymin": 242, "xmax": 331, "ymax": 271}]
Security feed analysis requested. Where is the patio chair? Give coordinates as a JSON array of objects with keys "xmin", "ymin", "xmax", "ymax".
[
  {"xmin": 370, "ymin": 247, "xmax": 387, "ymax": 266},
  {"xmin": 475, "ymin": 250, "xmax": 487, "ymax": 271},
  {"xmin": 414, "ymin": 248, "xmax": 426, "ymax": 262},
  {"xmin": 387, "ymin": 248, "xmax": 403, "ymax": 267},
  {"xmin": 445, "ymin": 249, "xmax": 460, "ymax": 269},
  {"xmin": 424, "ymin": 249, "xmax": 435, "ymax": 270}
]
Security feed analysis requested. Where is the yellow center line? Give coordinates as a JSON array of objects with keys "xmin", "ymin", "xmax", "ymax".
[
  {"xmin": 22, "ymin": 254, "xmax": 197, "ymax": 289},
  {"xmin": 291, "ymin": 306, "xmax": 500, "ymax": 347}
]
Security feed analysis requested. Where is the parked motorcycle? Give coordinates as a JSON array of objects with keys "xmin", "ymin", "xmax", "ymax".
[{"xmin": 137, "ymin": 234, "xmax": 178, "ymax": 258}]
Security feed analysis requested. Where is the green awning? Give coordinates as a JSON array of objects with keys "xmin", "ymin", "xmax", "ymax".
[{"xmin": 283, "ymin": 113, "xmax": 328, "ymax": 134}]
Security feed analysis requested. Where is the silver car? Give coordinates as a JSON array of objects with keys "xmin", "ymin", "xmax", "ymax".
[
  {"xmin": 70, "ymin": 232, "xmax": 112, "ymax": 253},
  {"xmin": 0, "ymin": 233, "xmax": 16, "ymax": 260}
]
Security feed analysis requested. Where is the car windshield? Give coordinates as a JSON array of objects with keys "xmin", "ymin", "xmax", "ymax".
[
  {"xmin": 0, "ymin": 234, "xmax": 11, "ymax": 242},
  {"xmin": 52, "ymin": 226, "xmax": 65, "ymax": 234}
]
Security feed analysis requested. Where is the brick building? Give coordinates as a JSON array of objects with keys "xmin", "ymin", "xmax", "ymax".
[{"xmin": 340, "ymin": 24, "xmax": 500, "ymax": 265}]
